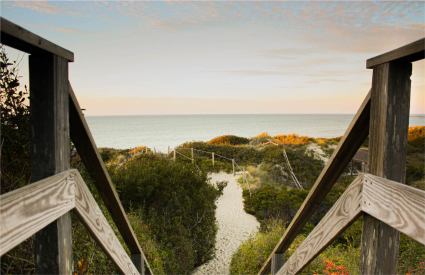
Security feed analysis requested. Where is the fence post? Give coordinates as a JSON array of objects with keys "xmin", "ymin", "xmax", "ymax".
[
  {"xmin": 361, "ymin": 61, "xmax": 412, "ymax": 274},
  {"xmin": 212, "ymin": 152, "xmax": 215, "ymax": 167},
  {"xmin": 30, "ymin": 53, "xmax": 72, "ymax": 274},
  {"xmin": 191, "ymin": 148, "xmax": 194, "ymax": 163},
  {"xmin": 232, "ymin": 159, "xmax": 235, "ymax": 175},
  {"xmin": 271, "ymin": 253, "xmax": 284, "ymax": 275},
  {"xmin": 173, "ymin": 150, "xmax": 176, "ymax": 161},
  {"xmin": 167, "ymin": 146, "xmax": 170, "ymax": 155},
  {"xmin": 131, "ymin": 254, "xmax": 145, "ymax": 275}
]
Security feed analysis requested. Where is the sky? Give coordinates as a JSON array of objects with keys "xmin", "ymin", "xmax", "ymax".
[{"xmin": 1, "ymin": 1, "xmax": 425, "ymax": 115}]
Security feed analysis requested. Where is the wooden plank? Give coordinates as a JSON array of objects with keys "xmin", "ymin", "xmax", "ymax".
[
  {"xmin": 259, "ymin": 90, "xmax": 371, "ymax": 274},
  {"xmin": 29, "ymin": 53, "xmax": 73, "ymax": 274},
  {"xmin": 361, "ymin": 61, "xmax": 412, "ymax": 274},
  {"xmin": 362, "ymin": 174, "xmax": 425, "ymax": 245},
  {"xmin": 72, "ymin": 171, "xmax": 140, "ymax": 275},
  {"xmin": 277, "ymin": 176, "xmax": 363, "ymax": 275},
  {"xmin": 271, "ymin": 253, "xmax": 284, "ymax": 275},
  {"xmin": 0, "ymin": 17, "xmax": 74, "ymax": 61},
  {"xmin": 68, "ymin": 85, "xmax": 152, "ymax": 274},
  {"xmin": 367, "ymin": 38, "xmax": 424, "ymax": 68},
  {"xmin": 0, "ymin": 171, "xmax": 75, "ymax": 256}
]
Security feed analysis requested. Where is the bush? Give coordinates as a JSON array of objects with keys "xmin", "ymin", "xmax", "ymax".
[
  {"xmin": 230, "ymin": 220, "xmax": 286, "ymax": 275},
  {"xmin": 113, "ymin": 154, "xmax": 220, "ymax": 274},
  {"xmin": 243, "ymin": 185, "xmax": 308, "ymax": 225},
  {"xmin": 0, "ymin": 46, "xmax": 30, "ymax": 195},
  {"xmin": 208, "ymin": 135, "xmax": 250, "ymax": 145}
]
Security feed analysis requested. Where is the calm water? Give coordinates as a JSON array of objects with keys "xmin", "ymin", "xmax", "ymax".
[{"xmin": 86, "ymin": 114, "xmax": 425, "ymax": 152}]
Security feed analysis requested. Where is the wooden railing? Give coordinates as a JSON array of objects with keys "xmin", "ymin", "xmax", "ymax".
[
  {"xmin": 278, "ymin": 173, "xmax": 425, "ymax": 274},
  {"xmin": 260, "ymin": 38, "xmax": 425, "ymax": 275},
  {"xmin": 1, "ymin": 170, "xmax": 140, "ymax": 274},
  {"xmin": 0, "ymin": 17, "xmax": 152, "ymax": 274}
]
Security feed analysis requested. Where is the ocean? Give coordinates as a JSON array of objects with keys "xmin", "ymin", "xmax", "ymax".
[{"xmin": 85, "ymin": 114, "xmax": 425, "ymax": 152}]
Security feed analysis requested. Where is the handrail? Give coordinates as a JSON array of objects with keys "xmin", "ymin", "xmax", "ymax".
[
  {"xmin": 0, "ymin": 171, "xmax": 75, "ymax": 255},
  {"xmin": 276, "ymin": 174, "xmax": 425, "ymax": 274},
  {"xmin": 0, "ymin": 17, "xmax": 74, "ymax": 61},
  {"xmin": 0, "ymin": 170, "xmax": 140, "ymax": 275},
  {"xmin": 366, "ymin": 38, "xmax": 425, "ymax": 68},
  {"xmin": 68, "ymin": 85, "xmax": 152, "ymax": 274},
  {"xmin": 259, "ymin": 90, "xmax": 371, "ymax": 274}
]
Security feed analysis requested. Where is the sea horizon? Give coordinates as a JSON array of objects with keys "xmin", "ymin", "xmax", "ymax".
[
  {"xmin": 86, "ymin": 113, "xmax": 425, "ymax": 117},
  {"xmin": 86, "ymin": 114, "xmax": 425, "ymax": 152}
]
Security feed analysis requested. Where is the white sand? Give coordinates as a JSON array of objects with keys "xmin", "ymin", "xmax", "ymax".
[{"xmin": 192, "ymin": 172, "xmax": 260, "ymax": 275}]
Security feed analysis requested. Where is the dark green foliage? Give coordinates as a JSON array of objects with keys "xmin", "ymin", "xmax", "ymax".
[
  {"xmin": 230, "ymin": 220, "xmax": 286, "ymax": 275},
  {"xmin": 112, "ymin": 154, "xmax": 219, "ymax": 274},
  {"xmin": 0, "ymin": 46, "xmax": 30, "ymax": 194},
  {"xmin": 0, "ymin": 47, "xmax": 33, "ymax": 274},
  {"xmin": 243, "ymin": 185, "xmax": 308, "ymax": 225}
]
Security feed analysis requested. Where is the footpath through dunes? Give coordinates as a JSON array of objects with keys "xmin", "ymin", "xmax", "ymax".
[{"xmin": 193, "ymin": 172, "xmax": 260, "ymax": 275}]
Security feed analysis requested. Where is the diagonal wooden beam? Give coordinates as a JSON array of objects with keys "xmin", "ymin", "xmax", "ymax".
[
  {"xmin": 259, "ymin": 90, "xmax": 370, "ymax": 274},
  {"xmin": 72, "ymin": 171, "xmax": 139, "ymax": 275},
  {"xmin": 0, "ymin": 170, "xmax": 141, "ymax": 275},
  {"xmin": 68, "ymin": 84, "xmax": 152, "ymax": 274},
  {"xmin": 277, "ymin": 175, "xmax": 363, "ymax": 275},
  {"xmin": 275, "ymin": 173, "xmax": 425, "ymax": 275}
]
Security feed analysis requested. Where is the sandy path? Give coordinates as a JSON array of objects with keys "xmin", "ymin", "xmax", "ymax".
[{"xmin": 193, "ymin": 172, "xmax": 259, "ymax": 275}]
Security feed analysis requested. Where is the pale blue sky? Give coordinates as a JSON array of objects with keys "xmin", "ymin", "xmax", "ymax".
[{"xmin": 2, "ymin": 1, "xmax": 424, "ymax": 115}]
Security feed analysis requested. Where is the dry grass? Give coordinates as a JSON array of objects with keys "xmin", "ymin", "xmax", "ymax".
[
  {"xmin": 273, "ymin": 134, "xmax": 312, "ymax": 145},
  {"xmin": 408, "ymin": 126, "xmax": 425, "ymax": 142}
]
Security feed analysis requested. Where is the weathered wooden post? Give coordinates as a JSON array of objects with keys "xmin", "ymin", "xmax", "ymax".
[
  {"xmin": 271, "ymin": 253, "xmax": 284, "ymax": 275},
  {"xmin": 167, "ymin": 146, "xmax": 170, "ymax": 155},
  {"xmin": 30, "ymin": 53, "xmax": 72, "ymax": 274},
  {"xmin": 361, "ymin": 61, "xmax": 412, "ymax": 274},
  {"xmin": 131, "ymin": 254, "xmax": 146, "ymax": 275},
  {"xmin": 173, "ymin": 149, "xmax": 176, "ymax": 161},
  {"xmin": 212, "ymin": 152, "xmax": 215, "ymax": 167},
  {"xmin": 191, "ymin": 148, "xmax": 194, "ymax": 163},
  {"xmin": 232, "ymin": 159, "xmax": 235, "ymax": 175}
]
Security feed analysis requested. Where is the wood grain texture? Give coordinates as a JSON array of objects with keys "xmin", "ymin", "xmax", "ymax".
[
  {"xmin": 0, "ymin": 17, "xmax": 74, "ymax": 61},
  {"xmin": 72, "ymin": 171, "xmax": 140, "ymax": 275},
  {"xmin": 366, "ymin": 38, "xmax": 424, "ymax": 68},
  {"xmin": 361, "ymin": 61, "xmax": 412, "ymax": 275},
  {"xmin": 0, "ymin": 171, "xmax": 75, "ymax": 256},
  {"xmin": 271, "ymin": 253, "xmax": 284, "ymax": 275},
  {"xmin": 69, "ymin": 86, "xmax": 136, "ymax": 247},
  {"xmin": 259, "ymin": 90, "xmax": 370, "ymax": 275},
  {"xmin": 68, "ymin": 84, "xmax": 153, "ymax": 274},
  {"xmin": 277, "ymin": 176, "xmax": 363, "ymax": 275},
  {"xmin": 362, "ymin": 174, "xmax": 425, "ymax": 246},
  {"xmin": 29, "ymin": 53, "xmax": 73, "ymax": 274}
]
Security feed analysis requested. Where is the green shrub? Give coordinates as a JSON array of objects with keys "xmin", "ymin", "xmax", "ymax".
[
  {"xmin": 113, "ymin": 154, "xmax": 219, "ymax": 274},
  {"xmin": 230, "ymin": 220, "xmax": 286, "ymax": 275},
  {"xmin": 243, "ymin": 185, "xmax": 308, "ymax": 225},
  {"xmin": 127, "ymin": 212, "xmax": 166, "ymax": 274},
  {"xmin": 0, "ymin": 46, "xmax": 30, "ymax": 195}
]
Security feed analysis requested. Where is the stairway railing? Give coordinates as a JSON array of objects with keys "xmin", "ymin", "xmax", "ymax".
[
  {"xmin": 259, "ymin": 38, "xmax": 425, "ymax": 275},
  {"xmin": 0, "ymin": 17, "xmax": 152, "ymax": 275}
]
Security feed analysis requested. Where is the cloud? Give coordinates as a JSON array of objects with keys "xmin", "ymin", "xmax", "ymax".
[{"xmin": 12, "ymin": 1, "xmax": 60, "ymax": 14}]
